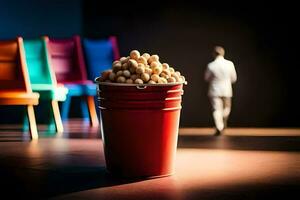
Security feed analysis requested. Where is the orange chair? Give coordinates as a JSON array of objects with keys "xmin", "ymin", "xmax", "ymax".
[{"xmin": 0, "ymin": 37, "xmax": 39, "ymax": 139}]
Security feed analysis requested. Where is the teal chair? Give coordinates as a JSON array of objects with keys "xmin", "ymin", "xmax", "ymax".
[{"xmin": 23, "ymin": 37, "xmax": 68, "ymax": 133}]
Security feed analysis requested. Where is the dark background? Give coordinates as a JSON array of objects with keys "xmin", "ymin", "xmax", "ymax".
[{"xmin": 0, "ymin": 0, "xmax": 299, "ymax": 127}]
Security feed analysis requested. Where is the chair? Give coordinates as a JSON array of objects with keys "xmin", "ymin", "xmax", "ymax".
[
  {"xmin": 83, "ymin": 36, "xmax": 120, "ymax": 80},
  {"xmin": 47, "ymin": 36, "xmax": 99, "ymax": 127},
  {"xmin": 0, "ymin": 37, "xmax": 39, "ymax": 139},
  {"xmin": 82, "ymin": 36, "xmax": 120, "ymax": 120},
  {"xmin": 23, "ymin": 37, "xmax": 68, "ymax": 133}
]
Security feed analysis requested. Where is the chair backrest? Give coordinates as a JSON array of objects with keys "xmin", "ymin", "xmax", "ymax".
[
  {"xmin": 0, "ymin": 37, "xmax": 31, "ymax": 92},
  {"xmin": 24, "ymin": 37, "xmax": 57, "ymax": 85},
  {"xmin": 83, "ymin": 36, "xmax": 120, "ymax": 80},
  {"xmin": 47, "ymin": 36, "xmax": 88, "ymax": 83},
  {"xmin": 109, "ymin": 36, "xmax": 120, "ymax": 61}
]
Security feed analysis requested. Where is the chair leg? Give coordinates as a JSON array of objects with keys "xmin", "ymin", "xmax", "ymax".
[
  {"xmin": 26, "ymin": 105, "xmax": 38, "ymax": 140},
  {"xmin": 80, "ymin": 96, "xmax": 90, "ymax": 121},
  {"xmin": 86, "ymin": 96, "xmax": 99, "ymax": 127},
  {"xmin": 23, "ymin": 110, "xmax": 29, "ymax": 132},
  {"xmin": 51, "ymin": 100, "xmax": 64, "ymax": 133},
  {"xmin": 61, "ymin": 97, "xmax": 71, "ymax": 121},
  {"xmin": 45, "ymin": 101, "xmax": 56, "ymax": 133}
]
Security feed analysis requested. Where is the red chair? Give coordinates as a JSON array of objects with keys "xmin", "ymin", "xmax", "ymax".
[
  {"xmin": 47, "ymin": 36, "xmax": 98, "ymax": 127},
  {"xmin": 0, "ymin": 37, "xmax": 39, "ymax": 139}
]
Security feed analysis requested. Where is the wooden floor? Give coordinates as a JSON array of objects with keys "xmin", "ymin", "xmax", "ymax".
[{"xmin": 0, "ymin": 120, "xmax": 300, "ymax": 199}]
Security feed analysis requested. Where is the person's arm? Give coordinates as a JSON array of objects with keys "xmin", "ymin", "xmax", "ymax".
[
  {"xmin": 204, "ymin": 66, "xmax": 212, "ymax": 82},
  {"xmin": 231, "ymin": 62, "xmax": 237, "ymax": 83}
]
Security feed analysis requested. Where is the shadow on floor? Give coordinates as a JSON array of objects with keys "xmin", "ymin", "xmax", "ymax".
[
  {"xmin": 178, "ymin": 135, "xmax": 300, "ymax": 151},
  {"xmin": 0, "ymin": 164, "xmax": 146, "ymax": 199}
]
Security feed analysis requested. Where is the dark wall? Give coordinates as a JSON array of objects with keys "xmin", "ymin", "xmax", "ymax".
[
  {"xmin": 82, "ymin": 1, "xmax": 299, "ymax": 127},
  {"xmin": 0, "ymin": 0, "xmax": 299, "ymax": 127},
  {"xmin": 0, "ymin": 0, "xmax": 82, "ymax": 39},
  {"xmin": 0, "ymin": 0, "xmax": 82, "ymax": 123}
]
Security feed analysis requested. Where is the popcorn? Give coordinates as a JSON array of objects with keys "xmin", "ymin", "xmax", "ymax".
[
  {"xmin": 130, "ymin": 74, "xmax": 138, "ymax": 81},
  {"xmin": 116, "ymin": 76, "xmax": 126, "ymax": 83},
  {"xmin": 130, "ymin": 50, "xmax": 140, "ymax": 60},
  {"xmin": 142, "ymin": 53, "xmax": 150, "ymax": 60},
  {"xmin": 150, "ymin": 61, "xmax": 160, "ymax": 69},
  {"xmin": 99, "ymin": 70, "xmax": 111, "ymax": 81},
  {"xmin": 120, "ymin": 57, "xmax": 128, "ymax": 64},
  {"xmin": 151, "ymin": 74, "xmax": 160, "ymax": 82},
  {"xmin": 141, "ymin": 73, "xmax": 150, "ymax": 82},
  {"xmin": 126, "ymin": 79, "xmax": 134, "ymax": 84},
  {"xmin": 158, "ymin": 77, "xmax": 168, "ymax": 84},
  {"xmin": 148, "ymin": 55, "xmax": 159, "ymax": 64},
  {"xmin": 134, "ymin": 78, "xmax": 144, "ymax": 84},
  {"xmin": 171, "ymin": 73, "xmax": 180, "ymax": 82},
  {"xmin": 144, "ymin": 68, "xmax": 152, "ymax": 75},
  {"xmin": 109, "ymin": 72, "xmax": 116, "ymax": 81},
  {"xmin": 121, "ymin": 62, "xmax": 129, "ymax": 70},
  {"xmin": 136, "ymin": 66, "xmax": 145, "ymax": 74},
  {"xmin": 162, "ymin": 69, "xmax": 171, "ymax": 76},
  {"xmin": 129, "ymin": 66, "xmax": 137, "ymax": 74},
  {"xmin": 148, "ymin": 80, "xmax": 156, "ymax": 84},
  {"xmin": 98, "ymin": 50, "xmax": 186, "ymax": 85},
  {"xmin": 160, "ymin": 72, "xmax": 169, "ymax": 79},
  {"xmin": 152, "ymin": 66, "xmax": 162, "ymax": 75},
  {"xmin": 162, "ymin": 63, "xmax": 169, "ymax": 70},
  {"xmin": 180, "ymin": 75, "xmax": 185, "ymax": 82},
  {"xmin": 116, "ymin": 70, "xmax": 123, "ymax": 77},
  {"xmin": 137, "ymin": 56, "xmax": 147, "ymax": 65},
  {"xmin": 137, "ymin": 63, "xmax": 145, "ymax": 68},
  {"xmin": 112, "ymin": 60, "xmax": 120, "ymax": 65},
  {"xmin": 128, "ymin": 59, "xmax": 138, "ymax": 68},
  {"xmin": 112, "ymin": 61, "xmax": 122, "ymax": 72},
  {"xmin": 123, "ymin": 70, "xmax": 131, "ymax": 78},
  {"xmin": 167, "ymin": 77, "xmax": 176, "ymax": 83}
]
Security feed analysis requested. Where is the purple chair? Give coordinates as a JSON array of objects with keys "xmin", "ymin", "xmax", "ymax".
[{"xmin": 46, "ymin": 36, "xmax": 99, "ymax": 127}]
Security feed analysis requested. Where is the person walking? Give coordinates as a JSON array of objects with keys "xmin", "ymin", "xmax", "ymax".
[{"xmin": 204, "ymin": 46, "xmax": 237, "ymax": 135}]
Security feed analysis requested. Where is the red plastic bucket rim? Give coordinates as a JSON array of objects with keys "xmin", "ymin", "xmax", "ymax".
[{"xmin": 95, "ymin": 79, "xmax": 187, "ymax": 89}]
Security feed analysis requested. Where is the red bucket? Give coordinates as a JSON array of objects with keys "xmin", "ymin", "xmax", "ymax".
[{"xmin": 96, "ymin": 82, "xmax": 184, "ymax": 178}]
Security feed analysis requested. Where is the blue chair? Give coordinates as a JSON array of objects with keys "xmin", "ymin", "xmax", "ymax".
[
  {"xmin": 83, "ymin": 36, "xmax": 120, "ymax": 81},
  {"xmin": 83, "ymin": 36, "xmax": 120, "ymax": 120}
]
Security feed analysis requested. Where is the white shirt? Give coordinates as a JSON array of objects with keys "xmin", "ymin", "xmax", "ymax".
[{"xmin": 204, "ymin": 56, "xmax": 237, "ymax": 97}]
